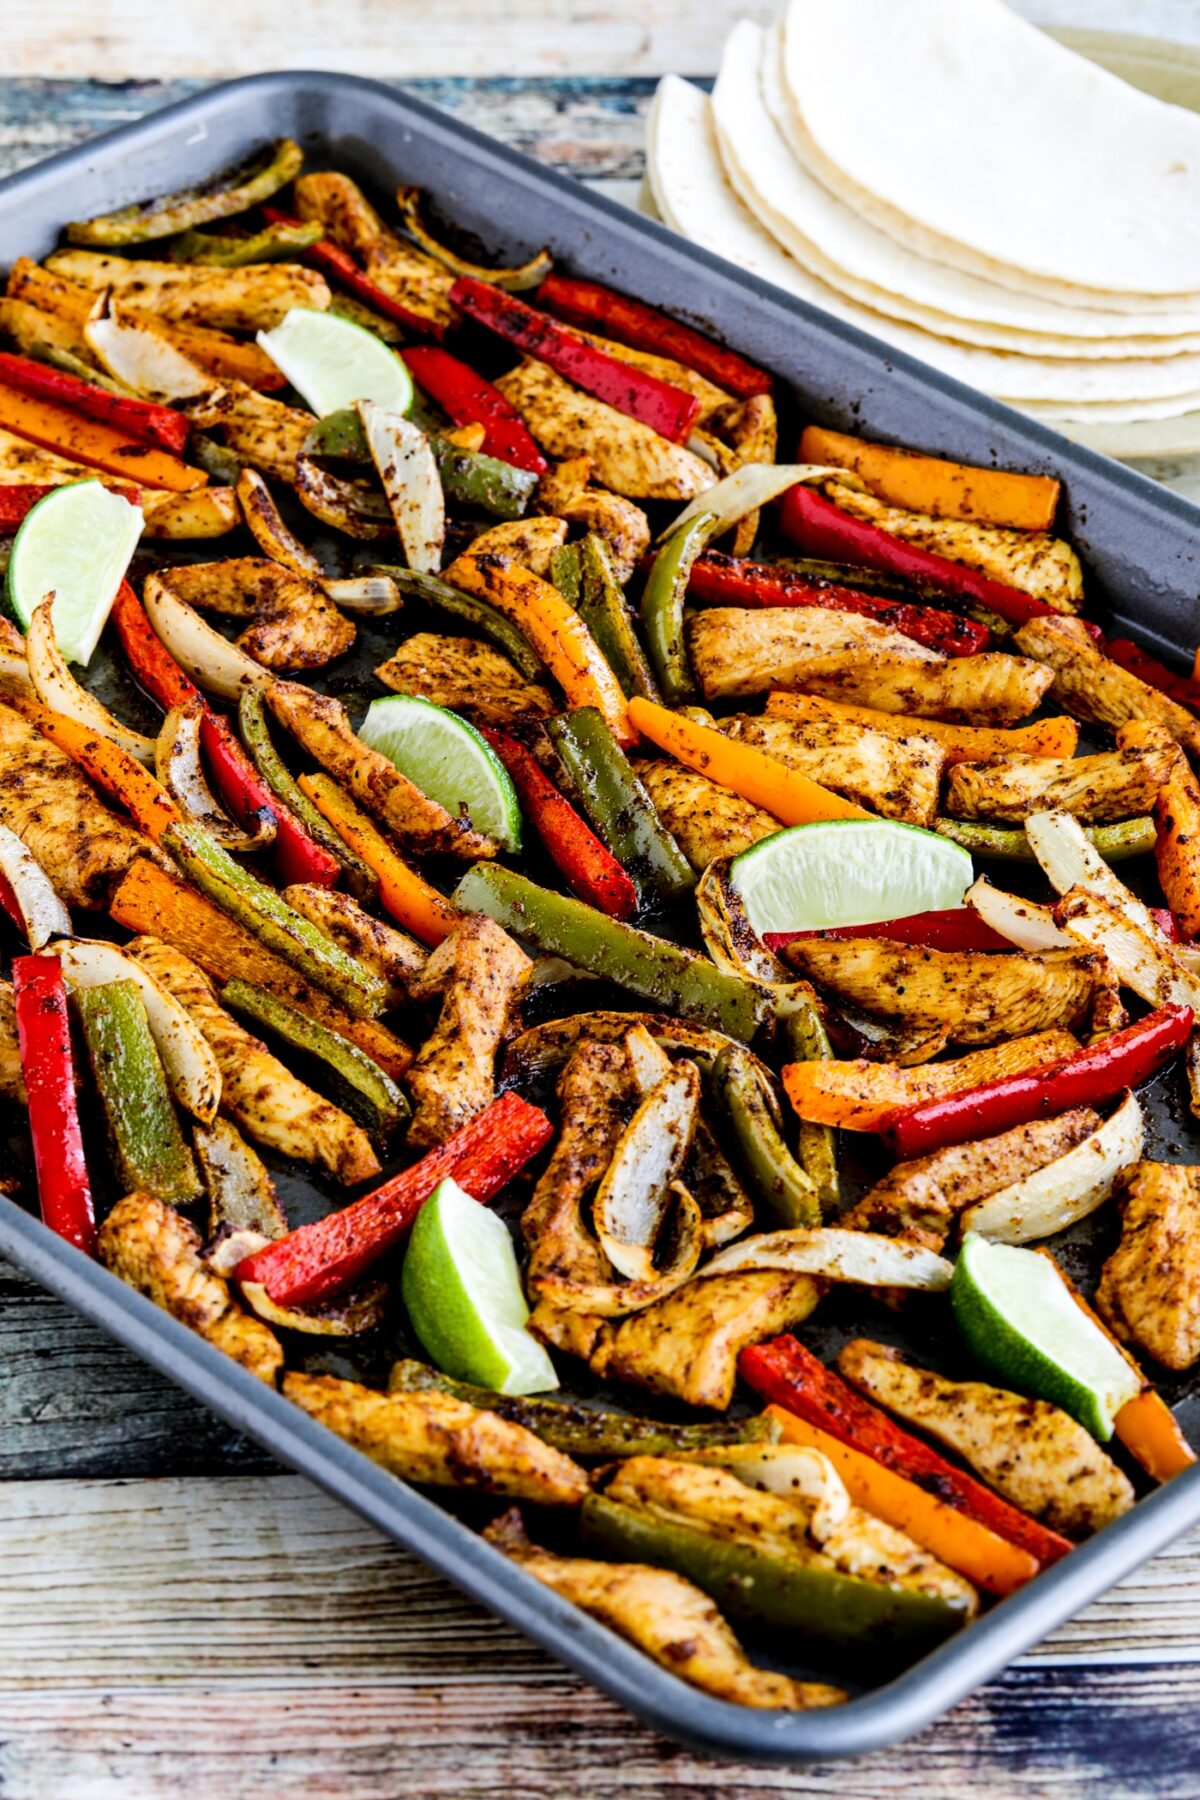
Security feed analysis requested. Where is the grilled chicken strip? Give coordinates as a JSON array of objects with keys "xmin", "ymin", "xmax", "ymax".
[
  {"xmin": 295, "ymin": 172, "xmax": 455, "ymax": 329},
  {"xmin": 841, "ymin": 1111, "xmax": 1100, "ymax": 1250},
  {"xmin": 44, "ymin": 248, "xmax": 330, "ymax": 332},
  {"xmin": 0, "ymin": 700, "xmax": 167, "ymax": 908},
  {"xmin": 590, "ymin": 1268, "xmax": 821, "ymax": 1410},
  {"xmin": 946, "ymin": 729, "xmax": 1182, "ymax": 825},
  {"xmin": 485, "ymin": 1509, "xmax": 844, "ymax": 1711},
  {"xmin": 785, "ymin": 939, "xmax": 1108, "ymax": 1045},
  {"xmin": 182, "ymin": 381, "xmax": 314, "ymax": 486},
  {"xmin": 536, "ymin": 456, "xmax": 650, "ymax": 583},
  {"xmin": 724, "ymin": 712, "xmax": 945, "ymax": 827},
  {"xmin": 267, "ymin": 678, "xmax": 497, "ymax": 860},
  {"xmin": 838, "ymin": 1340, "xmax": 1134, "ymax": 1538},
  {"xmin": 688, "ymin": 607, "xmax": 1053, "ymax": 723},
  {"xmin": 465, "ymin": 516, "xmax": 568, "ymax": 578},
  {"xmin": 375, "ymin": 632, "xmax": 555, "ymax": 728},
  {"xmin": 127, "ymin": 936, "xmax": 380, "ymax": 1186},
  {"xmin": 827, "ymin": 481, "xmax": 1083, "ymax": 612},
  {"xmin": 1097, "ymin": 1161, "xmax": 1200, "ymax": 1370},
  {"xmin": 0, "ymin": 981, "xmax": 25, "ymax": 1104},
  {"xmin": 405, "ymin": 915, "xmax": 532, "ymax": 1148},
  {"xmin": 495, "ymin": 359, "xmax": 715, "ymax": 501},
  {"xmin": 99, "ymin": 1191, "xmax": 283, "ymax": 1384},
  {"xmin": 631, "ymin": 759, "xmax": 778, "ymax": 871},
  {"xmin": 159, "ymin": 558, "xmax": 355, "ymax": 673},
  {"xmin": 1015, "ymin": 615, "xmax": 1200, "ymax": 760},
  {"xmin": 282, "ymin": 1372, "xmax": 589, "ymax": 1505},
  {"xmin": 282, "ymin": 884, "xmax": 427, "ymax": 1008}
]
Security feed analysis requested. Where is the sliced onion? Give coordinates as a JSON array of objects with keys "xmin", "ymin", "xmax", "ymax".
[
  {"xmin": 236, "ymin": 466, "xmax": 325, "ymax": 578},
  {"xmin": 961, "ymin": 1092, "xmax": 1144, "ymax": 1245},
  {"xmin": 294, "ymin": 454, "xmax": 394, "ymax": 541},
  {"xmin": 84, "ymin": 296, "xmax": 213, "ymax": 401},
  {"xmin": 194, "ymin": 1116, "xmax": 287, "ymax": 1240},
  {"xmin": 143, "ymin": 572, "xmax": 271, "ymax": 701},
  {"xmin": 623, "ymin": 1022, "xmax": 673, "ymax": 1094},
  {"xmin": 396, "ymin": 185, "xmax": 551, "ymax": 290},
  {"xmin": 966, "ymin": 877, "xmax": 1075, "ymax": 952},
  {"xmin": 1057, "ymin": 885, "xmax": 1200, "ymax": 1010},
  {"xmin": 55, "ymin": 937, "xmax": 221, "ymax": 1122},
  {"xmin": 141, "ymin": 488, "xmax": 241, "ymax": 540},
  {"xmin": 1026, "ymin": 809, "xmax": 1162, "ymax": 938},
  {"xmin": 206, "ymin": 1228, "xmax": 271, "ymax": 1276},
  {"xmin": 593, "ymin": 1062, "xmax": 702, "ymax": 1283},
  {"xmin": 0, "ymin": 643, "xmax": 34, "ymax": 698},
  {"xmin": 27, "ymin": 597, "xmax": 157, "ymax": 764},
  {"xmin": 357, "ymin": 400, "xmax": 445, "ymax": 574},
  {"xmin": 0, "ymin": 823, "xmax": 72, "ymax": 949},
  {"xmin": 238, "ymin": 1276, "xmax": 390, "ymax": 1336},
  {"xmin": 657, "ymin": 463, "xmax": 861, "ymax": 545},
  {"xmin": 682, "ymin": 1444, "xmax": 850, "ymax": 1535},
  {"xmin": 699, "ymin": 1226, "xmax": 953, "ymax": 1291},
  {"xmin": 322, "ymin": 575, "xmax": 402, "ymax": 614},
  {"xmin": 156, "ymin": 696, "xmax": 276, "ymax": 849}
]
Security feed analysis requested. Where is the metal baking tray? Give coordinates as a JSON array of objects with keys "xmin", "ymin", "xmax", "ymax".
[{"xmin": 2, "ymin": 72, "xmax": 1200, "ymax": 1764}]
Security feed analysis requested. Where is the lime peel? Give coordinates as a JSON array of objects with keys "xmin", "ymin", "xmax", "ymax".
[
  {"xmin": 729, "ymin": 817, "xmax": 972, "ymax": 935},
  {"xmin": 256, "ymin": 306, "xmax": 414, "ymax": 417},
  {"xmin": 359, "ymin": 693, "xmax": 521, "ymax": 851}
]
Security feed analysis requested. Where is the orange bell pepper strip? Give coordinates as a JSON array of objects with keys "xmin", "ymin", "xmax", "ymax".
[
  {"xmin": 626, "ymin": 694, "xmax": 870, "ymax": 826},
  {"xmin": 763, "ymin": 690, "xmax": 1079, "ymax": 763},
  {"xmin": 764, "ymin": 1406, "xmax": 1038, "ymax": 1597},
  {"xmin": 0, "ymin": 380, "xmax": 205, "ymax": 492},
  {"xmin": 1155, "ymin": 761, "xmax": 1200, "ymax": 942},
  {"xmin": 8, "ymin": 694, "xmax": 180, "ymax": 842},
  {"xmin": 298, "ymin": 772, "xmax": 459, "ymax": 947},
  {"xmin": 798, "ymin": 424, "xmax": 1060, "ymax": 533},
  {"xmin": 445, "ymin": 551, "xmax": 634, "ymax": 748}
]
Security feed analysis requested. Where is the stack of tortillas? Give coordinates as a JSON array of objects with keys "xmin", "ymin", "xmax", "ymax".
[{"xmin": 645, "ymin": 0, "xmax": 1200, "ymax": 457}]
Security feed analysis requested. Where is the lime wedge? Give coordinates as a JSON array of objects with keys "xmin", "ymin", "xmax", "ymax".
[
  {"xmin": 401, "ymin": 1177, "xmax": 559, "ymax": 1395},
  {"xmin": 729, "ymin": 818, "xmax": 972, "ymax": 935},
  {"xmin": 7, "ymin": 481, "xmax": 144, "ymax": 666},
  {"xmin": 952, "ymin": 1233, "xmax": 1140, "ymax": 1441},
  {"xmin": 359, "ymin": 694, "xmax": 521, "ymax": 852},
  {"xmin": 256, "ymin": 306, "xmax": 413, "ymax": 417}
]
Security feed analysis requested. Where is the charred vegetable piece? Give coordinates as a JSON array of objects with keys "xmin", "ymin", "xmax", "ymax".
[
  {"xmin": 779, "ymin": 999, "xmax": 840, "ymax": 1215},
  {"xmin": 546, "ymin": 708, "xmax": 694, "ymax": 908},
  {"xmin": 536, "ymin": 274, "xmax": 772, "ymax": 400},
  {"xmin": 797, "ymin": 426, "xmax": 1061, "ymax": 533},
  {"xmin": 935, "ymin": 816, "xmax": 1157, "ymax": 864},
  {"xmin": 714, "ymin": 1044, "xmax": 820, "ymax": 1229},
  {"xmin": 166, "ymin": 221, "xmax": 324, "ymax": 266},
  {"xmin": 76, "ymin": 980, "xmax": 201, "ymax": 1204},
  {"xmin": 403, "ymin": 344, "xmax": 546, "ymax": 473},
  {"xmin": 221, "ymin": 978, "xmax": 408, "ymax": 1136},
  {"xmin": 195, "ymin": 1115, "xmax": 288, "ymax": 1241},
  {"xmin": 237, "ymin": 690, "xmax": 377, "ymax": 902},
  {"xmin": 13, "ymin": 955, "xmax": 96, "ymax": 1255},
  {"xmin": 0, "ymin": 350, "xmax": 189, "ymax": 455},
  {"xmin": 261, "ymin": 206, "xmax": 446, "ymax": 340},
  {"xmin": 395, "ymin": 187, "xmax": 551, "ymax": 290},
  {"xmin": 432, "ymin": 436, "xmax": 539, "ymax": 520},
  {"xmin": 67, "ymin": 138, "xmax": 304, "ymax": 245},
  {"xmin": 576, "ymin": 533, "xmax": 660, "ymax": 702},
  {"xmin": 370, "ymin": 564, "xmax": 545, "ymax": 682},
  {"xmin": 452, "ymin": 864, "xmax": 768, "ymax": 1041},
  {"xmin": 639, "ymin": 513, "xmax": 713, "ymax": 704}
]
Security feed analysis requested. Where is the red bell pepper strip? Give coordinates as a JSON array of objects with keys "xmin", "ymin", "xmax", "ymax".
[
  {"xmin": 235, "ymin": 1091, "xmax": 553, "ymax": 1306},
  {"xmin": 1104, "ymin": 638, "xmax": 1200, "ymax": 718},
  {"xmin": 110, "ymin": 582, "xmax": 339, "ymax": 888},
  {"xmin": 0, "ymin": 482, "xmax": 141, "ymax": 530},
  {"xmin": 12, "ymin": 955, "xmax": 97, "ymax": 1257},
  {"xmin": 778, "ymin": 481, "xmax": 1056, "ymax": 631},
  {"xmin": 0, "ymin": 873, "xmax": 24, "ymax": 934},
  {"xmin": 0, "ymin": 350, "xmax": 189, "ymax": 456},
  {"xmin": 537, "ymin": 273, "xmax": 773, "ymax": 400},
  {"xmin": 880, "ymin": 1003, "xmax": 1193, "ymax": 1159},
  {"xmin": 482, "ymin": 727, "xmax": 638, "ymax": 920},
  {"xmin": 402, "ymin": 344, "xmax": 547, "ymax": 474},
  {"xmin": 261, "ymin": 207, "xmax": 445, "ymax": 340},
  {"xmin": 686, "ymin": 553, "xmax": 989, "ymax": 656},
  {"xmin": 739, "ymin": 1336, "xmax": 1072, "ymax": 1568},
  {"xmin": 450, "ymin": 277, "xmax": 701, "ymax": 444},
  {"xmin": 764, "ymin": 909, "xmax": 1012, "ymax": 955}
]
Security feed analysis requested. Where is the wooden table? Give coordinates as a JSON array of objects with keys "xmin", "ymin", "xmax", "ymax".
[{"xmin": 2, "ymin": 57, "xmax": 1200, "ymax": 1800}]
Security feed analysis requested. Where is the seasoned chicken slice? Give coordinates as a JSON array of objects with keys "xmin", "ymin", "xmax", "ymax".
[
  {"xmin": 405, "ymin": 915, "xmax": 532, "ymax": 1148},
  {"xmin": 282, "ymin": 884, "xmax": 426, "ymax": 1007},
  {"xmin": 374, "ymin": 632, "xmax": 555, "ymax": 728},
  {"xmin": 0, "ymin": 980, "xmax": 25, "ymax": 1104},
  {"xmin": 160, "ymin": 558, "xmax": 354, "ymax": 673},
  {"xmin": 785, "ymin": 939, "xmax": 1108, "ymax": 1045},
  {"xmin": 44, "ymin": 249, "xmax": 329, "ymax": 332},
  {"xmin": 838, "ymin": 1340, "xmax": 1134, "ymax": 1538},
  {"xmin": 630, "ymin": 759, "xmax": 779, "ymax": 871},
  {"xmin": 182, "ymin": 381, "xmax": 313, "ymax": 486},
  {"xmin": 267, "ymin": 678, "xmax": 497, "ymax": 860},
  {"xmin": 1015, "ymin": 615, "xmax": 1200, "ymax": 760},
  {"xmin": 465, "ymin": 516, "xmax": 568, "ymax": 578},
  {"xmin": 495, "ymin": 360, "xmax": 714, "ymax": 501},
  {"xmin": 282, "ymin": 1372, "xmax": 588, "ymax": 1504},
  {"xmin": 688, "ymin": 607, "xmax": 1052, "ymax": 723},
  {"xmin": 0, "ymin": 701, "xmax": 167, "ymax": 908},
  {"xmin": 946, "ymin": 730, "xmax": 1182, "ymax": 825},
  {"xmin": 126, "ymin": 936, "xmax": 380, "ymax": 1186},
  {"xmin": 536, "ymin": 456, "xmax": 650, "ymax": 583},
  {"xmin": 485, "ymin": 1509, "xmax": 844, "ymax": 1711},
  {"xmin": 1097, "ymin": 1161, "xmax": 1200, "ymax": 1370},
  {"xmin": 724, "ymin": 712, "xmax": 946, "ymax": 827},
  {"xmin": 827, "ymin": 481, "xmax": 1083, "ymax": 612},
  {"xmin": 841, "ymin": 1110, "xmax": 1100, "ymax": 1250},
  {"xmin": 99, "ymin": 1191, "xmax": 283, "ymax": 1384},
  {"xmin": 590, "ymin": 1269, "xmax": 821, "ymax": 1410},
  {"xmin": 294, "ymin": 172, "xmax": 455, "ymax": 329}
]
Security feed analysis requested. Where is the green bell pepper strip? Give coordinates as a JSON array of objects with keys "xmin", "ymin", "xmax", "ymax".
[
  {"xmin": 546, "ymin": 707, "xmax": 694, "ymax": 908},
  {"xmin": 713, "ymin": 1044, "xmax": 821, "ymax": 1228},
  {"xmin": 368, "ymin": 563, "xmax": 546, "ymax": 683},
  {"xmin": 76, "ymin": 981, "xmax": 202, "ymax": 1205},
  {"xmin": 639, "ymin": 512, "xmax": 714, "ymax": 705},
  {"xmin": 551, "ymin": 542, "xmax": 582, "ymax": 607},
  {"xmin": 935, "ymin": 815, "xmax": 1156, "ymax": 864},
  {"xmin": 164, "ymin": 822, "xmax": 389, "ymax": 1019},
  {"xmin": 578, "ymin": 533, "xmax": 660, "ymax": 702},
  {"xmin": 452, "ymin": 864, "xmax": 768, "ymax": 1041},
  {"xmin": 66, "ymin": 138, "xmax": 304, "ymax": 245},
  {"xmin": 166, "ymin": 221, "xmax": 324, "ymax": 266},
  {"xmin": 387, "ymin": 1360, "xmax": 780, "ymax": 1457},
  {"xmin": 190, "ymin": 434, "xmax": 242, "ymax": 485},
  {"xmin": 782, "ymin": 1000, "xmax": 840, "ymax": 1216},
  {"xmin": 580, "ymin": 1493, "xmax": 970, "ymax": 1656},
  {"xmin": 304, "ymin": 408, "xmax": 538, "ymax": 519},
  {"xmin": 221, "ymin": 979, "xmax": 408, "ymax": 1136},
  {"xmin": 237, "ymin": 691, "xmax": 379, "ymax": 904}
]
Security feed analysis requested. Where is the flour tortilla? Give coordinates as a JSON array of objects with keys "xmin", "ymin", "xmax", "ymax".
[
  {"xmin": 649, "ymin": 77, "xmax": 1200, "ymax": 408},
  {"xmin": 779, "ymin": 0, "xmax": 1200, "ymax": 310}
]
